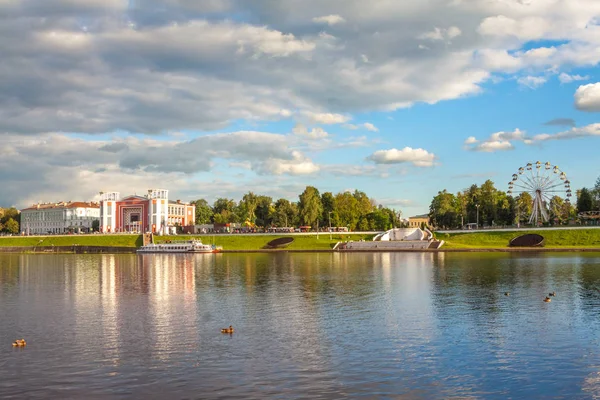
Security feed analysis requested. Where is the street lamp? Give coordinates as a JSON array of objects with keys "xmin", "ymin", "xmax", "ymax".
[
  {"xmin": 476, "ymin": 204, "xmax": 480, "ymax": 229},
  {"xmin": 328, "ymin": 211, "xmax": 333, "ymax": 240}
]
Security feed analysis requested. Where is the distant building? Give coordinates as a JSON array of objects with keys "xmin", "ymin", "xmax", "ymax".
[
  {"xmin": 20, "ymin": 201, "xmax": 100, "ymax": 235},
  {"xmin": 99, "ymin": 189, "xmax": 170, "ymax": 234},
  {"xmin": 167, "ymin": 200, "xmax": 196, "ymax": 234},
  {"xmin": 408, "ymin": 214, "xmax": 430, "ymax": 228}
]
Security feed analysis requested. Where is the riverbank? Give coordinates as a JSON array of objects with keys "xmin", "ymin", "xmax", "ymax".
[
  {"xmin": 1, "ymin": 229, "xmax": 599, "ymax": 253},
  {"xmin": 438, "ymin": 228, "xmax": 600, "ymax": 249}
]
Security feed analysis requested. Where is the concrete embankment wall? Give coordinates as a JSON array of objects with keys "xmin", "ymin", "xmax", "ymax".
[
  {"xmin": 344, "ymin": 241, "xmax": 431, "ymax": 250},
  {"xmin": 0, "ymin": 246, "xmax": 137, "ymax": 254}
]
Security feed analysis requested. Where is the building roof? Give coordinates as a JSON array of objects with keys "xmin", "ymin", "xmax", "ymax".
[
  {"xmin": 21, "ymin": 201, "xmax": 99, "ymax": 211},
  {"xmin": 120, "ymin": 195, "xmax": 149, "ymax": 201},
  {"xmin": 168, "ymin": 200, "xmax": 193, "ymax": 205},
  {"xmin": 409, "ymin": 214, "xmax": 430, "ymax": 219}
]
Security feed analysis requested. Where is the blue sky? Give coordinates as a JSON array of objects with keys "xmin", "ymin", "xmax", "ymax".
[{"xmin": 1, "ymin": 0, "xmax": 599, "ymax": 216}]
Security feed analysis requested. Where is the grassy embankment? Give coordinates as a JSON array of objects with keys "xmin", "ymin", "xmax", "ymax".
[
  {"xmin": 0, "ymin": 235, "xmax": 142, "ymax": 247},
  {"xmin": 438, "ymin": 229, "xmax": 600, "ymax": 249},
  {"xmin": 0, "ymin": 233, "xmax": 373, "ymax": 250},
  {"xmin": 1, "ymin": 229, "xmax": 599, "ymax": 250},
  {"xmin": 154, "ymin": 234, "xmax": 374, "ymax": 250}
]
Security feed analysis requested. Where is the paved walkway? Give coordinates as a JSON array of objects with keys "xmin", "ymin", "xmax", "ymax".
[{"xmin": 437, "ymin": 226, "xmax": 600, "ymax": 234}]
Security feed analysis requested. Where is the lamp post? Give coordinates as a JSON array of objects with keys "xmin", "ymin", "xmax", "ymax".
[
  {"xmin": 328, "ymin": 211, "xmax": 333, "ymax": 240},
  {"xmin": 476, "ymin": 204, "xmax": 480, "ymax": 229}
]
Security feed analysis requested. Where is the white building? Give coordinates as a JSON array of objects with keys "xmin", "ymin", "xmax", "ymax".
[{"xmin": 20, "ymin": 202, "xmax": 100, "ymax": 235}]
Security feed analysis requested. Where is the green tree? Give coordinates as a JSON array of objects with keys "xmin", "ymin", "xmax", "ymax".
[
  {"xmin": 593, "ymin": 176, "xmax": 600, "ymax": 211},
  {"xmin": 238, "ymin": 192, "xmax": 258, "ymax": 223},
  {"xmin": 429, "ymin": 190, "xmax": 459, "ymax": 229},
  {"xmin": 92, "ymin": 220, "xmax": 100, "ymax": 232},
  {"xmin": 577, "ymin": 188, "xmax": 593, "ymax": 213},
  {"xmin": 4, "ymin": 218, "xmax": 19, "ymax": 234},
  {"xmin": 273, "ymin": 198, "xmax": 298, "ymax": 227},
  {"xmin": 213, "ymin": 198, "xmax": 237, "ymax": 224},
  {"xmin": 192, "ymin": 199, "xmax": 213, "ymax": 224},
  {"xmin": 365, "ymin": 208, "xmax": 391, "ymax": 231},
  {"xmin": 0, "ymin": 207, "xmax": 20, "ymax": 226},
  {"xmin": 495, "ymin": 191, "xmax": 514, "ymax": 226},
  {"xmin": 549, "ymin": 195, "xmax": 570, "ymax": 225},
  {"xmin": 255, "ymin": 196, "xmax": 274, "ymax": 227},
  {"xmin": 464, "ymin": 184, "xmax": 481, "ymax": 226},
  {"xmin": 334, "ymin": 191, "xmax": 359, "ymax": 230},
  {"xmin": 320, "ymin": 192, "xmax": 335, "ymax": 228},
  {"xmin": 298, "ymin": 186, "xmax": 323, "ymax": 228},
  {"xmin": 479, "ymin": 179, "xmax": 500, "ymax": 226},
  {"xmin": 515, "ymin": 192, "xmax": 533, "ymax": 225}
]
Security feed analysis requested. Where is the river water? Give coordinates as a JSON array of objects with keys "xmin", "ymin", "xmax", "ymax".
[{"xmin": 2, "ymin": 252, "xmax": 600, "ymax": 399}]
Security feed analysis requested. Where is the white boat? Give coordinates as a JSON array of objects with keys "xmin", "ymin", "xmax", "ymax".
[{"xmin": 137, "ymin": 239, "xmax": 222, "ymax": 253}]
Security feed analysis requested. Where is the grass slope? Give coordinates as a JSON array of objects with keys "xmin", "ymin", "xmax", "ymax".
[
  {"xmin": 2, "ymin": 230, "xmax": 598, "ymax": 250},
  {"xmin": 0, "ymin": 235, "xmax": 141, "ymax": 247},
  {"xmin": 438, "ymin": 229, "xmax": 600, "ymax": 249},
  {"xmin": 155, "ymin": 234, "xmax": 374, "ymax": 250}
]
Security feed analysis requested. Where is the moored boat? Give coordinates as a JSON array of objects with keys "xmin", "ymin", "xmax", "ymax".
[{"xmin": 137, "ymin": 239, "xmax": 222, "ymax": 253}]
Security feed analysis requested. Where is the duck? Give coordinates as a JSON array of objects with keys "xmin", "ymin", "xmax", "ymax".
[
  {"xmin": 221, "ymin": 325, "xmax": 234, "ymax": 334},
  {"xmin": 504, "ymin": 292, "xmax": 510, "ymax": 296},
  {"xmin": 549, "ymin": 292, "xmax": 556, "ymax": 297},
  {"xmin": 12, "ymin": 339, "xmax": 26, "ymax": 347},
  {"xmin": 543, "ymin": 297, "xmax": 552, "ymax": 303}
]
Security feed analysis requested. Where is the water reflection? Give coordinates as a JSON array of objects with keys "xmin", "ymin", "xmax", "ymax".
[{"xmin": 1, "ymin": 252, "xmax": 600, "ymax": 398}]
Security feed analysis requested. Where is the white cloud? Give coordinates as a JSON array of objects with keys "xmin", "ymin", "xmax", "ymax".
[
  {"xmin": 363, "ymin": 122, "xmax": 379, "ymax": 132},
  {"xmin": 367, "ymin": 147, "xmax": 436, "ymax": 167},
  {"xmin": 292, "ymin": 123, "xmax": 329, "ymax": 139},
  {"xmin": 575, "ymin": 83, "xmax": 600, "ymax": 111},
  {"xmin": 477, "ymin": 15, "xmax": 550, "ymax": 41},
  {"xmin": 303, "ymin": 111, "xmax": 351, "ymax": 124},
  {"xmin": 419, "ymin": 26, "xmax": 462, "ymax": 41},
  {"xmin": 559, "ymin": 73, "xmax": 589, "ymax": 84},
  {"xmin": 474, "ymin": 140, "xmax": 514, "ymax": 152},
  {"xmin": 312, "ymin": 14, "xmax": 346, "ymax": 25},
  {"xmin": 465, "ymin": 128, "xmax": 528, "ymax": 152},
  {"xmin": 517, "ymin": 76, "xmax": 547, "ymax": 89},
  {"xmin": 343, "ymin": 122, "xmax": 379, "ymax": 132},
  {"xmin": 533, "ymin": 123, "xmax": 600, "ymax": 141},
  {"xmin": 257, "ymin": 151, "xmax": 320, "ymax": 175},
  {"xmin": 0, "ymin": 130, "xmax": 322, "ymax": 206}
]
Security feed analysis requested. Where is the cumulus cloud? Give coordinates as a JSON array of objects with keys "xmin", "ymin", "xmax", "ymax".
[
  {"xmin": 255, "ymin": 151, "xmax": 320, "ymax": 175},
  {"xmin": 3, "ymin": 0, "xmax": 600, "ymax": 206},
  {"xmin": 465, "ymin": 128, "xmax": 530, "ymax": 152},
  {"xmin": 292, "ymin": 123, "xmax": 329, "ymax": 139},
  {"xmin": 575, "ymin": 83, "xmax": 600, "ymax": 111},
  {"xmin": 303, "ymin": 112, "xmax": 351, "ymax": 125},
  {"xmin": 367, "ymin": 147, "xmax": 436, "ymax": 167},
  {"xmin": 0, "ymin": 130, "xmax": 322, "ymax": 206},
  {"xmin": 312, "ymin": 14, "xmax": 345, "ymax": 25},
  {"xmin": 2, "ymin": 0, "xmax": 599, "ymax": 137}
]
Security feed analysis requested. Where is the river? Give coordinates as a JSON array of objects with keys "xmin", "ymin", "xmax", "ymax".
[{"xmin": 1, "ymin": 252, "xmax": 600, "ymax": 398}]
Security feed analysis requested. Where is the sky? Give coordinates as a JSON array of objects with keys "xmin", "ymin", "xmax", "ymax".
[{"xmin": 1, "ymin": 0, "xmax": 600, "ymax": 216}]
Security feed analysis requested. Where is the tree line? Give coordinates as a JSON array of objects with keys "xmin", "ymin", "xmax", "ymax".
[
  {"xmin": 0, "ymin": 207, "xmax": 20, "ymax": 234},
  {"xmin": 191, "ymin": 186, "xmax": 403, "ymax": 232},
  {"xmin": 429, "ymin": 176, "xmax": 600, "ymax": 229}
]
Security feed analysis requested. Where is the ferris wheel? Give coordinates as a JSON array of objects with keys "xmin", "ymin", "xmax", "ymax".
[{"xmin": 508, "ymin": 161, "xmax": 572, "ymax": 225}]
